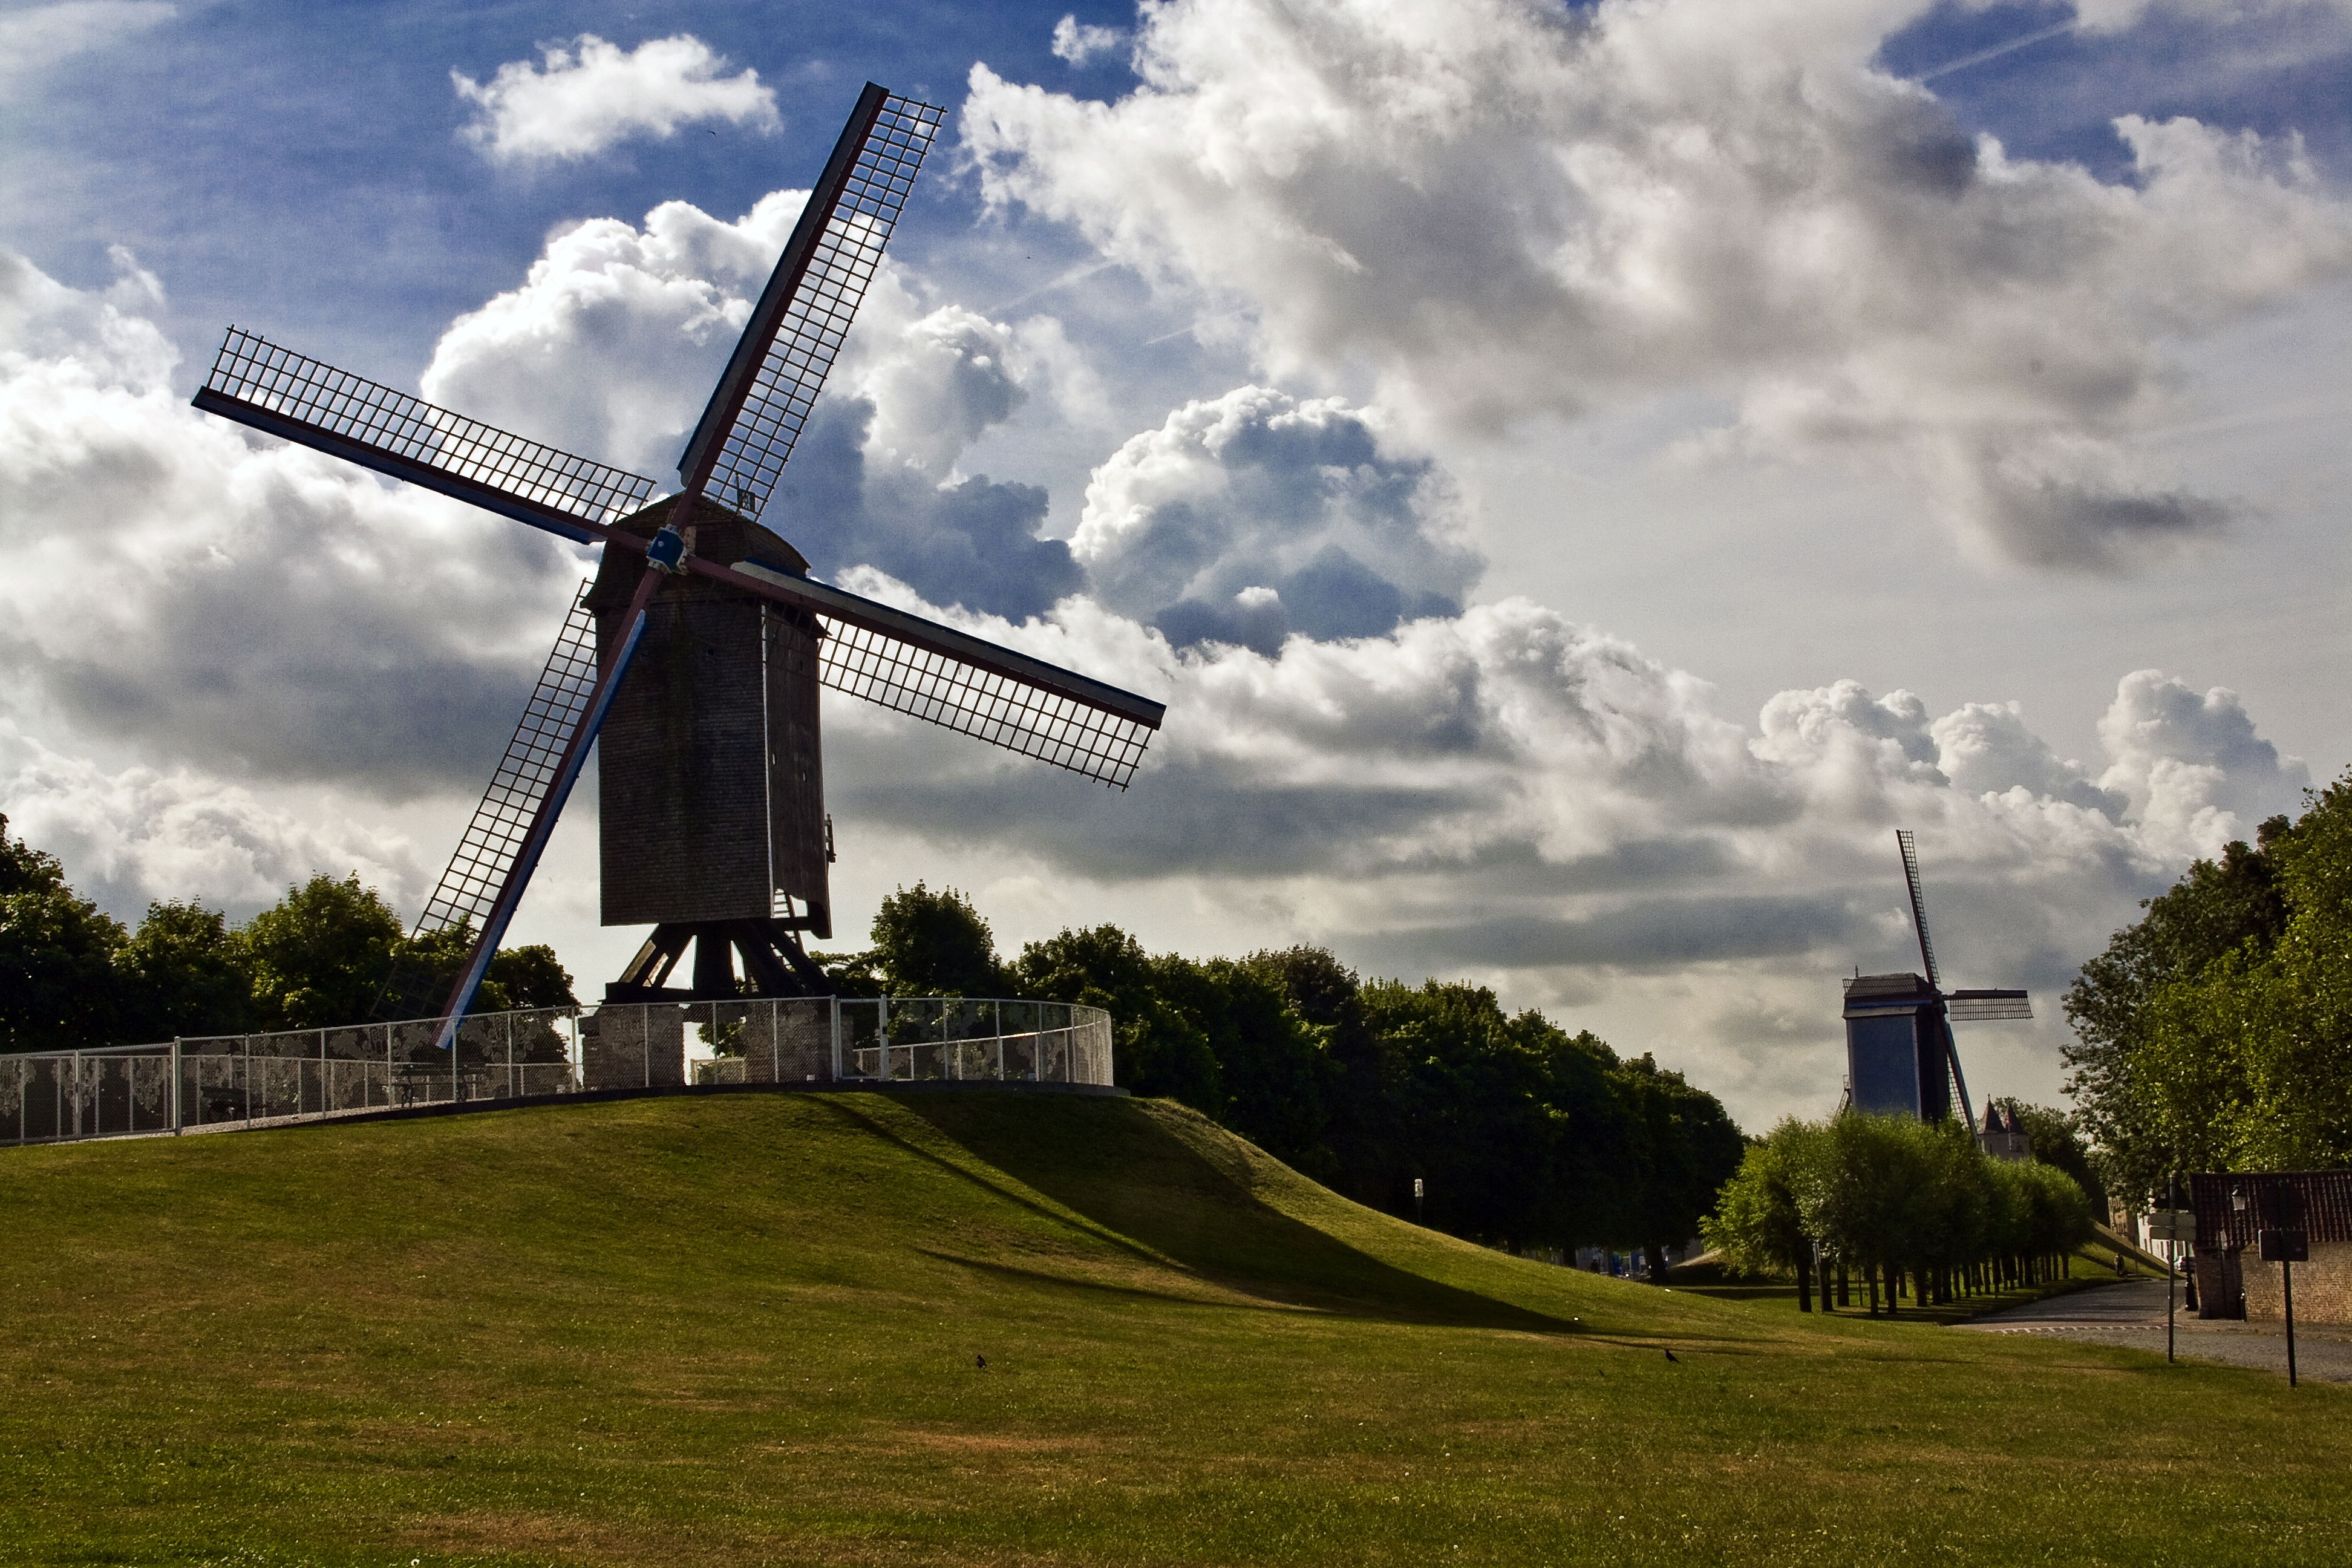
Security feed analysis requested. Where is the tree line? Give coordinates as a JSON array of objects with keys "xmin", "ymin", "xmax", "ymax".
[
  {"xmin": 1704, "ymin": 1110, "xmax": 2095, "ymax": 1313},
  {"xmin": 2, "ymin": 814, "xmax": 1746, "ymax": 1260},
  {"xmin": 0, "ymin": 815, "xmax": 572, "ymax": 1050},
  {"xmin": 2063, "ymin": 769, "xmax": 2352, "ymax": 1203},
  {"xmin": 822, "ymin": 884, "xmax": 1748, "ymax": 1268}
]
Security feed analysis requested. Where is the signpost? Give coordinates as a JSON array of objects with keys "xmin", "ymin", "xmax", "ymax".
[
  {"xmin": 2148, "ymin": 1201, "xmax": 2196, "ymax": 1365},
  {"xmin": 2259, "ymin": 1220, "xmax": 2308, "ymax": 1388}
]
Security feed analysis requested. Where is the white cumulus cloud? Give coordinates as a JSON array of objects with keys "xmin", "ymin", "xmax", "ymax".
[
  {"xmin": 1050, "ymin": 14, "xmax": 1126, "ymax": 65},
  {"xmin": 420, "ymin": 191, "xmax": 806, "ymax": 474},
  {"xmin": 1073, "ymin": 385, "xmax": 1480, "ymax": 651},
  {"xmin": 0, "ymin": 721, "xmax": 422, "ymax": 920},
  {"xmin": 454, "ymin": 33, "xmax": 779, "ymax": 166},
  {"xmin": 0, "ymin": 247, "xmax": 584, "ymax": 796},
  {"xmin": 962, "ymin": 0, "xmax": 2352, "ymax": 567}
]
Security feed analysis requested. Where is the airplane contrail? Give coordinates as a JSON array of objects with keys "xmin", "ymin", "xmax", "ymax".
[{"xmin": 1915, "ymin": 19, "xmax": 2077, "ymax": 83}]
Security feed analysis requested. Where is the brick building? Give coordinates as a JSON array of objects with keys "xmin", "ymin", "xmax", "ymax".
[{"xmin": 2186, "ymin": 1171, "xmax": 2352, "ymax": 1324}]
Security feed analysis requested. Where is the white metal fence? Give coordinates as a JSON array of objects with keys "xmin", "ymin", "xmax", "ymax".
[{"xmin": 0, "ymin": 996, "xmax": 1114, "ymax": 1148}]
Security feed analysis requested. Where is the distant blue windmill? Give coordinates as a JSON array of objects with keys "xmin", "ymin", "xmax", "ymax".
[{"xmin": 1840, "ymin": 831, "xmax": 2031, "ymax": 1122}]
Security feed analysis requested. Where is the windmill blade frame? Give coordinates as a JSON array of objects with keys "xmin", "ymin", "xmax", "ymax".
[
  {"xmin": 1946, "ymin": 989, "xmax": 2034, "ymax": 1022},
  {"xmin": 678, "ymin": 83, "xmax": 944, "ymax": 523},
  {"xmin": 731, "ymin": 560, "xmax": 1162, "ymax": 788},
  {"xmin": 194, "ymin": 329, "xmax": 658, "ymax": 541},
  {"xmin": 1895, "ymin": 827, "xmax": 1941, "ymax": 990},
  {"xmin": 410, "ymin": 584, "xmax": 602, "ymax": 940},
  {"xmin": 1939, "ymin": 1015, "xmax": 1975, "ymax": 1132},
  {"xmin": 192, "ymin": 331, "xmax": 1167, "ymax": 786}
]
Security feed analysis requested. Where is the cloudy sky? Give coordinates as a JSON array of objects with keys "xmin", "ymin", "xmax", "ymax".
[{"xmin": 4, "ymin": 0, "xmax": 2347, "ymax": 1128}]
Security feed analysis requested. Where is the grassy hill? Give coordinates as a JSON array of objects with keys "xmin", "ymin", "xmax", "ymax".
[{"xmin": 1, "ymin": 1091, "xmax": 2343, "ymax": 1566}]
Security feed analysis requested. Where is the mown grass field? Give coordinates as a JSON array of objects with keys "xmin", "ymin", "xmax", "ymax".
[{"xmin": 1, "ymin": 1091, "xmax": 2343, "ymax": 1566}]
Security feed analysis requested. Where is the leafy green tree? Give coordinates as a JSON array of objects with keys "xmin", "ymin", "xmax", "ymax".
[
  {"xmin": 1161, "ymin": 956, "xmax": 1336, "ymax": 1179},
  {"xmin": 2001, "ymin": 1100, "xmax": 2108, "ymax": 1218},
  {"xmin": 2068, "ymin": 773, "xmax": 2352, "ymax": 1187},
  {"xmin": 1244, "ymin": 946, "xmax": 1402, "ymax": 1208},
  {"xmin": 371, "ymin": 922, "xmax": 580, "ymax": 1019},
  {"xmin": 1010, "ymin": 924, "xmax": 1224, "ymax": 1110},
  {"xmin": 1528, "ymin": 1019, "xmax": 1636, "ymax": 1248},
  {"xmin": 866, "ymin": 882, "xmax": 1007, "ymax": 996},
  {"xmin": 1612, "ymin": 1051, "xmax": 1748, "ymax": 1278},
  {"xmin": 1794, "ymin": 1112, "xmax": 1935, "ymax": 1295},
  {"xmin": 486, "ymin": 944, "xmax": 577, "ymax": 1010},
  {"xmin": 1711, "ymin": 1109, "xmax": 2093, "ymax": 1310},
  {"xmin": 0, "ymin": 814, "xmax": 128, "ymax": 1052},
  {"xmin": 1702, "ymin": 1121, "xmax": 1817, "ymax": 1282},
  {"xmin": 116, "ymin": 900, "xmax": 253, "ymax": 1041},
  {"xmin": 242, "ymin": 874, "xmax": 404, "ymax": 1031},
  {"xmin": 2063, "ymin": 814, "xmax": 2294, "ymax": 1201},
  {"xmin": 1362, "ymin": 980, "xmax": 1561, "ymax": 1248}
]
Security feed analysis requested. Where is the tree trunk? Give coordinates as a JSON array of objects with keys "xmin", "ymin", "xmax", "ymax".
[{"xmin": 1797, "ymin": 1247, "xmax": 1812, "ymax": 1313}]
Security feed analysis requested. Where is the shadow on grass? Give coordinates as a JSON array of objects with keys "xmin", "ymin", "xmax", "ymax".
[{"xmin": 829, "ymin": 1092, "xmax": 1586, "ymax": 1338}]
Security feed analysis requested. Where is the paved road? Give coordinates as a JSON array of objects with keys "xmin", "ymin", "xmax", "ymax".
[{"xmin": 1956, "ymin": 1277, "xmax": 2352, "ymax": 1382}]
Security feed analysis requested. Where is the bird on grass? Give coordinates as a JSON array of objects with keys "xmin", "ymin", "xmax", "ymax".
[
  {"xmin": 1664, "ymin": 1350, "xmax": 1679, "ymax": 1363},
  {"xmin": 976, "ymin": 1354, "xmax": 987, "ymax": 1369}
]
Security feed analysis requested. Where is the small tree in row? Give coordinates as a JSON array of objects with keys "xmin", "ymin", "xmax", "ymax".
[{"xmin": 1705, "ymin": 1111, "xmax": 2094, "ymax": 1313}]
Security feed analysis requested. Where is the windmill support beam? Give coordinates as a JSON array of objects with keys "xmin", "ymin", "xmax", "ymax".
[{"xmin": 606, "ymin": 920, "xmax": 831, "ymax": 1002}]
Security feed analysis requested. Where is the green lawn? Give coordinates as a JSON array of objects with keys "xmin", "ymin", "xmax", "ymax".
[{"xmin": 1, "ymin": 1091, "xmax": 2342, "ymax": 1566}]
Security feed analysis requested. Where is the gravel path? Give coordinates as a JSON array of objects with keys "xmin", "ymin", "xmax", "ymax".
[{"xmin": 1956, "ymin": 1277, "xmax": 2352, "ymax": 1382}]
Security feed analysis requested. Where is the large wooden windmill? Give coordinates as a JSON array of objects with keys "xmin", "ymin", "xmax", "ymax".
[
  {"xmin": 1840, "ymin": 830, "xmax": 2031, "ymax": 1123},
  {"xmin": 192, "ymin": 84, "xmax": 1165, "ymax": 1045}
]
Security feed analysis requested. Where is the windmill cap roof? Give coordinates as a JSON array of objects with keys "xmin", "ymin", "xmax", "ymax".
[
  {"xmin": 613, "ymin": 494, "xmax": 810, "ymax": 575},
  {"xmin": 586, "ymin": 495, "xmax": 812, "ymax": 613},
  {"xmin": 1842, "ymin": 972, "xmax": 1935, "ymax": 1001}
]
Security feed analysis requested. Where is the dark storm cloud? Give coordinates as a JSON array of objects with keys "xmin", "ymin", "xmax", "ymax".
[
  {"xmin": 766, "ymin": 393, "xmax": 1082, "ymax": 620},
  {"xmin": 1362, "ymin": 895, "xmax": 1864, "ymax": 973}
]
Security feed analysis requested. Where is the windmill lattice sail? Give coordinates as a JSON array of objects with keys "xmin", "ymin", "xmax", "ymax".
[
  {"xmin": 412, "ymin": 584, "xmax": 603, "ymax": 938},
  {"xmin": 195, "ymin": 330, "xmax": 658, "ymax": 537},
  {"xmin": 1895, "ymin": 827, "xmax": 1941, "ymax": 989},
  {"xmin": 681, "ymin": 87, "xmax": 945, "ymax": 521},
  {"xmin": 194, "ymin": 334, "xmax": 1162, "ymax": 785},
  {"xmin": 1945, "ymin": 990, "xmax": 2033, "ymax": 1022},
  {"xmin": 820, "ymin": 615, "xmax": 1156, "ymax": 788}
]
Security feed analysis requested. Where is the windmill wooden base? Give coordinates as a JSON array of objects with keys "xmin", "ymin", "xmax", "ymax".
[{"xmin": 604, "ymin": 920, "xmax": 832, "ymax": 1002}]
